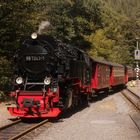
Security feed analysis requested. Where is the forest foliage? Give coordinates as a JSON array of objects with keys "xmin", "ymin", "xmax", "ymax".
[{"xmin": 0, "ymin": 0, "xmax": 140, "ymax": 92}]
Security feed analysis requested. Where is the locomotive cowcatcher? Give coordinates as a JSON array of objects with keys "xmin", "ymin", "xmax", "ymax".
[{"xmin": 8, "ymin": 33, "xmax": 92, "ymax": 118}]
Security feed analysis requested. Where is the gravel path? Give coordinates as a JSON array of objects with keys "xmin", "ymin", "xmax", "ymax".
[
  {"xmin": 33, "ymin": 93, "xmax": 140, "ymax": 140},
  {"xmin": 0, "ymin": 102, "xmax": 17, "ymax": 127}
]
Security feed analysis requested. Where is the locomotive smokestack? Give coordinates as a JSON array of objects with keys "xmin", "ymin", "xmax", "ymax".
[{"xmin": 37, "ymin": 21, "xmax": 51, "ymax": 34}]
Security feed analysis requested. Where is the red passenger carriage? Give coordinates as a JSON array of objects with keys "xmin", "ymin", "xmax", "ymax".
[
  {"xmin": 111, "ymin": 64, "xmax": 126, "ymax": 86},
  {"xmin": 90, "ymin": 59, "xmax": 111, "ymax": 90},
  {"xmin": 125, "ymin": 66, "xmax": 135, "ymax": 82}
]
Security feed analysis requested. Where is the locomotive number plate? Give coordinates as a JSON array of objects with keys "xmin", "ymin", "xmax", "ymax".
[{"xmin": 25, "ymin": 56, "xmax": 45, "ymax": 61}]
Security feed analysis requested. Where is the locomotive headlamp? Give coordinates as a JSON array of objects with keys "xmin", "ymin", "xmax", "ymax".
[
  {"xmin": 31, "ymin": 32, "xmax": 37, "ymax": 39},
  {"xmin": 44, "ymin": 77, "xmax": 51, "ymax": 85},
  {"xmin": 15, "ymin": 77, "xmax": 23, "ymax": 85}
]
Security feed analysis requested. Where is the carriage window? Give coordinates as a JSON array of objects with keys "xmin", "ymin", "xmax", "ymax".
[{"xmin": 114, "ymin": 67, "xmax": 125, "ymax": 76}]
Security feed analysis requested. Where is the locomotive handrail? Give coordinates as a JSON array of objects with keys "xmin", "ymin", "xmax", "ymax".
[
  {"xmin": 25, "ymin": 82, "xmax": 45, "ymax": 85},
  {"xmin": 23, "ymin": 53, "xmax": 48, "ymax": 55}
]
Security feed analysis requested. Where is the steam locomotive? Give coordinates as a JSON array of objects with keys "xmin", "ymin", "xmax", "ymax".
[{"xmin": 8, "ymin": 33, "xmax": 135, "ymax": 118}]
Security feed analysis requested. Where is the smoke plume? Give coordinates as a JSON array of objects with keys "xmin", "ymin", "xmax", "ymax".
[{"xmin": 37, "ymin": 21, "xmax": 51, "ymax": 34}]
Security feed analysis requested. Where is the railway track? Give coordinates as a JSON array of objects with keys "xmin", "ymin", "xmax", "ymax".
[
  {"xmin": 121, "ymin": 88, "xmax": 140, "ymax": 131},
  {"xmin": 0, "ymin": 119, "xmax": 48, "ymax": 140},
  {"xmin": 121, "ymin": 88, "xmax": 140, "ymax": 110}
]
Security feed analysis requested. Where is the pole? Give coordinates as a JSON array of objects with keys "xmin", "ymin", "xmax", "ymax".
[
  {"xmin": 136, "ymin": 39, "xmax": 139, "ymax": 50},
  {"xmin": 136, "ymin": 38, "xmax": 139, "ymax": 86}
]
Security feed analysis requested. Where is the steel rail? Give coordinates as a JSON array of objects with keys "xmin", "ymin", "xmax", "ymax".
[
  {"xmin": 0, "ymin": 119, "xmax": 21, "ymax": 131},
  {"xmin": 121, "ymin": 89, "xmax": 140, "ymax": 110},
  {"xmin": 121, "ymin": 89, "xmax": 140, "ymax": 131},
  {"xmin": 9, "ymin": 119, "xmax": 48, "ymax": 140},
  {"xmin": 127, "ymin": 88, "xmax": 140, "ymax": 99},
  {"xmin": 129, "ymin": 114, "xmax": 140, "ymax": 131}
]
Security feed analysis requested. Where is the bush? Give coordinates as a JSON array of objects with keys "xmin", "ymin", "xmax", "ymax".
[
  {"xmin": 0, "ymin": 57, "xmax": 13, "ymax": 98},
  {"xmin": 0, "ymin": 91, "xmax": 6, "ymax": 101}
]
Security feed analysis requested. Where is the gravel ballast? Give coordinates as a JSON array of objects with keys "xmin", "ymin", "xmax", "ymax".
[{"xmin": 33, "ymin": 93, "xmax": 140, "ymax": 140}]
